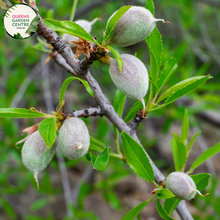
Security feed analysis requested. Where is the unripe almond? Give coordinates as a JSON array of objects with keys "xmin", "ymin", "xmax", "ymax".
[
  {"xmin": 109, "ymin": 54, "xmax": 149, "ymax": 101},
  {"xmin": 62, "ymin": 18, "xmax": 99, "ymax": 45},
  {"xmin": 108, "ymin": 6, "xmax": 166, "ymax": 47},
  {"xmin": 165, "ymin": 172, "xmax": 197, "ymax": 200},
  {"xmin": 58, "ymin": 117, "xmax": 90, "ymax": 160},
  {"xmin": 22, "ymin": 130, "xmax": 57, "ymax": 189}
]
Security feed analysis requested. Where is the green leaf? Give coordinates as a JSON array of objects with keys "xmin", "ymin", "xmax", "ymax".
[
  {"xmin": 190, "ymin": 173, "xmax": 211, "ymax": 191},
  {"xmin": 43, "ymin": 19, "xmax": 100, "ymax": 46},
  {"xmin": 0, "ymin": 108, "xmax": 47, "ymax": 118},
  {"xmin": 31, "ymin": 42, "xmax": 51, "ymax": 53},
  {"xmin": 103, "ymin": 6, "xmax": 131, "ymax": 44},
  {"xmin": 121, "ymin": 131, "xmax": 154, "ymax": 182},
  {"xmin": 180, "ymin": 109, "xmax": 189, "ymax": 146},
  {"xmin": 0, "ymin": 198, "xmax": 16, "ymax": 220},
  {"xmin": 164, "ymin": 198, "xmax": 181, "ymax": 215},
  {"xmin": 157, "ymin": 75, "xmax": 211, "ymax": 104},
  {"xmin": 121, "ymin": 196, "xmax": 155, "ymax": 220},
  {"xmin": 146, "ymin": 0, "xmax": 155, "ymax": 16},
  {"xmin": 156, "ymin": 199, "xmax": 175, "ymax": 220},
  {"xmin": 124, "ymin": 101, "xmax": 143, "ymax": 122},
  {"xmin": 157, "ymin": 57, "xmax": 178, "ymax": 93},
  {"xmin": 113, "ymin": 89, "xmax": 126, "ymax": 138},
  {"xmin": 47, "ymin": 9, "xmax": 54, "ymax": 19},
  {"xmin": 87, "ymin": 148, "xmax": 111, "ymax": 170},
  {"xmin": 156, "ymin": 189, "xmax": 175, "ymax": 200},
  {"xmin": 188, "ymin": 142, "xmax": 220, "ymax": 173},
  {"xmin": 146, "ymin": 27, "xmax": 163, "ymax": 84},
  {"xmin": 90, "ymin": 136, "xmax": 106, "ymax": 152},
  {"xmin": 59, "ymin": 76, "xmax": 94, "ymax": 108},
  {"xmin": 30, "ymin": 198, "xmax": 48, "ymax": 211},
  {"xmin": 38, "ymin": 118, "xmax": 56, "ymax": 148},
  {"xmin": 106, "ymin": 45, "xmax": 123, "ymax": 72},
  {"xmin": 187, "ymin": 131, "xmax": 201, "ymax": 156},
  {"xmin": 170, "ymin": 135, "xmax": 187, "ymax": 171},
  {"xmin": 25, "ymin": 15, "xmax": 39, "ymax": 34}
]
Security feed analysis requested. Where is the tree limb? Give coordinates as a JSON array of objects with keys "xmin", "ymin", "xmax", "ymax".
[{"xmin": 36, "ymin": 15, "xmax": 193, "ymax": 220}]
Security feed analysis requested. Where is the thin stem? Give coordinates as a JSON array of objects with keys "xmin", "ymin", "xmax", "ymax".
[
  {"xmin": 153, "ymin": 181, "xmax": 160, "ymax": 188},
  {"xmin": 109, "ymin": 152, "xmax": 123, "ymax": 160},
  {"xmin": 69, "ymin": 0, "xmax": 78, "ymax": 22},
  {"xmin": 115, "ymin": 136, "xmax": 122, "ymax": 155}
]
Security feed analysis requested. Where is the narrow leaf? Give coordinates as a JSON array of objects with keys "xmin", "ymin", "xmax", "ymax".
[
  {"xmin": 157, "ymin": 57, "xmax": 178, "ymax": 93},
  {"xmin": 106, "ymin": 45, "xmax": 123, "ymax": 72},
  {"xmin": 0, "ymin": 108, "xmax": 47, "ymax": 118},
  {"xmin": 121, "ymin": 131, "xmax": 154, "ymax": 182},
  {"xmin": 87, "ymin": 148, "xmax": 111, "ymax": 170},
  {"xmin": 59, "ymin": 77, "xmax": 94, "ymax": 108},
  {"xmin": 121, "ymin": 196, "xmax": 155, "ymax": 220},
  {"xmin": 43, "ymin": 19, "xmax": 100, "ymax": 46},
  {"xmin": 38, "ymin": 118, "xmax": 56, "ymax": 148},
  {"xmin": 190, "ymin": 173, "xmax": 211, "ymax": 191},
  {"xmin": 181, "ymin": 109, "xmax": 189, "ymax": 146},
  {"xmin": 146, "ymin": 0, "xmax": 155, "ymax": 16},
  {"xmin": 170, "ymin": 136, "xmax": 187, "ymax": 171},
  {"xmin": 124, "ymin": 101, "xmax": 143, "ymax": 122},
  {"xmin": 157, "ymin": 199, "xmax": 175, "ymax": 220},
  {"xmin": 188, "ymin": 142, "xmax": 220, "ymax": 173},
  {"xmin": 164, "ymin": 198, "xmax": 181, "ymax": 215},
  {"xmin": 25, "ymin": 15, "xmax": 39, "ymax": 34},
  {"xmin": 104, "ymin": 6, "xmax": 131, "ymax": 44},
  {"xmin": 156, "ymin": 189, "xmax": 175, "ymax": 200},
  {"xmin": 187, "ymin": 131, "xmax": 201, "ymax": 156},
  {"xmin": 146, "ymin": 28, "xmax": 163, "ymax": 83},
  {"xmin": 157, "ymin": 75, "xmax": 210, "ymax": 104},
  {"xmin": 90, "ymin": 136, "xmax": 106, "ymax": 152}
]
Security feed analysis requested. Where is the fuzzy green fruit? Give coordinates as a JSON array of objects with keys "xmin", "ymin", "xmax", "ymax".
[
  {"xmin": 58, "ymin": 117, "xmax": 90, "ymax": 160},
  {"xmin": 165, "ymin": 172, "xmax": 197, "ymax": 200},
  {"xmin": 108, "ymin": 6, "xmax": 165, "ymax": 47},
  {"xmin": 22, "ymin": 130, "xmax": 57, "ymax": 189},
  {"xmin": 109, "ymin": 54, "xmax": 149, "ymax": 101}
]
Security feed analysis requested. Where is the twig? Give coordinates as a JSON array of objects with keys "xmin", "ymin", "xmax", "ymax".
[
  {"xmin": 37, "ymin": 15, "xmax": 193, "ymax": 220},
  {"xmin": 10, "ymin": 63, "xmax": 41, "ymax": 108},
  {"xmin": 72, "ymin": 164, "xmax": 94, "ymax": 206},
  {"xmin": 51, "ymin": 51, "xmax": 77, "ymax": 76},
  {"xmin": 41, "ymin": 55, "xmax": 74, "ymax": 217},
  {"xmin": 197, "ymin": 110, "xmax": 220, "ymax": 127},
  {"xmin": 69, "ymin": 106, "xmax": 106, "ymax": 118}
]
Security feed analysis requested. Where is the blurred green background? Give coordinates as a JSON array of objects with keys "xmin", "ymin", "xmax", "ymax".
[{"xmin": 0, "ymin": 0, "xmax": 220, "ymax": 219}]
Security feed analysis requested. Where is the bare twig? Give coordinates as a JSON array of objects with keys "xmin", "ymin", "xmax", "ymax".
[
  {"xmin": 41, "ymin": 55, "xmax": 73, "ymax": 217},
  {"xmin": 69, "ymin": 106, "xmax": 106, "ymax": 118},
  {"xmin": 51, "ymin": 51, "xmax": 77, "ymax": 76},
  {"xmin": 37, "ymin": 15, "xmax": 193, "ymax": 220},
  {"xmin": 10, "ymin": 63, "xmax": 41, "ymax": 108},
  {"xmin": 72, "ymin": 164, "xmax": 94, "ymax": 206}
]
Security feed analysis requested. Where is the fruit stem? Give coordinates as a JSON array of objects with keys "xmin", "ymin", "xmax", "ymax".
[
  {"xmin": 193, "ymin": 189, "xmax": 209, "ymax": 197},
  {"xmin": 34, "ymin": 171, "xmax": 39, "ymax": 190},
  {"xmin": 109, "ymin": 153, "xmax": 123, "ymax": 160},
  {"xmin": 154, "ymin": 18, "xmax": 170, "ymax": 24},
  {"xmin": 140, "ymin": 97, "xmax": 145, "ymax": 111}
]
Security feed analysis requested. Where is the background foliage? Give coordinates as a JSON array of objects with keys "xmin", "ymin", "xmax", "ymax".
[{"xmin": 0, "ymin": 0, "xmax": 220, "ymax": 219}]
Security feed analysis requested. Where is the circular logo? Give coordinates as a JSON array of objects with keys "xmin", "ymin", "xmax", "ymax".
[{"xmin": 3, "ymin": 4, "xmax": 39, "ymax": 39}]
